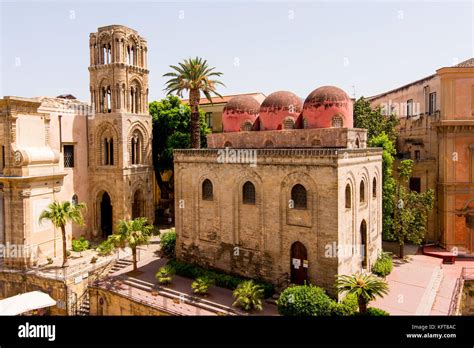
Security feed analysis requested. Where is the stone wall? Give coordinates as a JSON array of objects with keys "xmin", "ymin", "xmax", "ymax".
[
  {"xmin": 0, "ymin": 257, "xmax": 115, "ymax": 315},
  {"xmin": 207, "ymin": 128, "xmax": 367, "ymax": 149},
  {"xmin": 89, "ymin": 287, "xmax": 168, "ymax": 315},
  {"xmin": 174, "ymin": 148, "xmax": 382, "ymax": 296}
]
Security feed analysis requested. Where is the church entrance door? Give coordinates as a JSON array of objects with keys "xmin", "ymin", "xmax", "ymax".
[
  {"xmin": 100, "ymin": 191, "xmax": 113, "ymax": 238},
  {"xmin": 290, "ymin": 241, "xmax": 308, "ymax": 285}
]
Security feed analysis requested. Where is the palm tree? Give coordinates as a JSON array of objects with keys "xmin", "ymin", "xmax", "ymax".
[
  {"xmin": 109, "ymin": 217, "xmax": 153, "ymax": 272},
  {"xmin": 163, "ymin": 57, "xmax": 225, "ymax": 148},
  {"xmin": 39, "ymin": 201, "xmax": 86, "ymax": 268},
  {"xmin": 335, "ymin": 272, "xmax": 389, "ymax": 313},
  {"xmin": 232, "ymin": 280, "xmax": 264, "ymax": 312}
]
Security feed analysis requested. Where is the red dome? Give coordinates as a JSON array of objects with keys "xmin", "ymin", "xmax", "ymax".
[
  {"xmin": 259, "ymin": 91, "xmax": 303, "ymax": 130},
  {"xmin": 222, "ymin": 96, "xmax": 261, "ymax": 132},
  {"xmin": 303, "ymin": 86, "xmax": 353, "ymax": 128}
]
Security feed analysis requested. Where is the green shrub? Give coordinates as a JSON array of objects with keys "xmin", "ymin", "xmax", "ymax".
[
  {"xmin": 232, "ymin": 280, "xmax": 264, "ymax": 312},
  {"xmin": 277, "ymin": 285, "xmax": 334, "ymax": 316},
  {"xmin": 72, "ymin": 236, "xmax": 90, "ymax": 252},
  {"xmin": 97, "ymin": 239, "xmax": 115, "ymax": 256},
  {"xmin": 156, "ymin": 265, "xmax": 175, "ymax": 285},
  {"xmin": 191, "ymin": 277, "xmax": 214, "ymax": 296},
  {"xmin": 160, "ymin": 230, "xmax": 176, "ymax": 257},
  {"xmin": 330, "ymin": 293, "xmax": 359, "ymax": 316},
  {"xmin": 364, "ymin": 307, "xmax": 390, "ymax": 316},
  {"xmin": 167, "ymin": 259, "xmax": 274, "ymax": 298},
  {"xmin": 372, "ymin": 252, "xmax": 393, "ymax": 277}
]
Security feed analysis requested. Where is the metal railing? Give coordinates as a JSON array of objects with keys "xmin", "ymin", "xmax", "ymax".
[{"xmin": 70, "ymin": 251, "xmax": 120, "ymax": 315}]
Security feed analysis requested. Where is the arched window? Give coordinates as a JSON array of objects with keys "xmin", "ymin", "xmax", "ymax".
[
  {"xmin": 102, "ymin": 43, "xmax": 111, "ymax": 64},
  {"xmin": 360, "ymin": 181, "xmax": 365, "ymax": 203},
  {"xmin": 202, "ymin": 179, "xmax": 213, "ymax": 201},
  {"xmin": 130, "ymin": 130, "xmax": 143, "ymax": 165},
  {"xmin": 106, "ymin": 87, "xmax": 112, "ymax": 113},
  {"xmin": 372, "ymin": 177, "xmax": 377, "ymax": 198},
  {"xmin": 241, "ymin": 121, "xmax": 253, "ymax": 131},
  {"xmin": 283, "ymin": 117, "xmax": 295, "ymax": 129},
  {"xmin": 103, "ymin": 45, "xmax": 107, "ymax": 64},
  {"xmin": 71, "ymin": 194, "xmax": 78, "ymax": 205},
  {"xmin": 243, "ymin": 181, "xmax": 256, "ymax": 204},
  {"xmin": 126, "ymin": 46, "xmax": 131, "ymax": 65},
  {"xmin": 130, "ymin": 81, "xmax": 142, "ymax": 114},
  {"xmin": 360, "ymin": 220, "xmax": 368, "ymax": 268},
  {"xmin": 130, "ymin": 88, "xmax": 135, "ymax": 113},
  {"xmin": 291, "ymin": 184, "xmax": 307, "ymax": 209},
  {"xmin": 355, "ymin": 138, "xmax": 360, "ymax": 148},
  {"xmin": 345, "ymin": 184, "xmax": 351, "ymax": 208},
  {"xmin": 103, "ymin": 138, "xmax": 114, "ymax": 165},
  {"xmin": 131, "ymin": 46, "xmax": 136, "ymax": 65},
  {"xmin": 332, "ymin": 115, "xmax": 343, "ymax": 128}
]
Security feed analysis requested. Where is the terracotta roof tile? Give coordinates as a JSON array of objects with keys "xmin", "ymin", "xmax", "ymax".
[{"xmin": 453, "ymin": 58, "xmax": 474, "ymax": 68}]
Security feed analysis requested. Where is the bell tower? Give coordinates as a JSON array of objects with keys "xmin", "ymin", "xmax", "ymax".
[
  {"xmin": 89, "ymin": 25, "xmax": 149, "ymax": 115},
  {"xmin": 87, "ymin": 25, "xmax": 154, "ymax": 237}
]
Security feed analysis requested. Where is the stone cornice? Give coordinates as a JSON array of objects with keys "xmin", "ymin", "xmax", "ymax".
[
  {"xmin": 88, "ymin": 63, "xmax": 149, "ymax": 74},
  {"xmin": 433, "ymin": 120, "xmax": 474, "ymax": 132},
  {"xmin": 174, "ymin": 148, "xmax": 382, "ymax": 166},
  {"xmin": 0, "ymin": 172, "xmax": 67, "ymax": 182}
]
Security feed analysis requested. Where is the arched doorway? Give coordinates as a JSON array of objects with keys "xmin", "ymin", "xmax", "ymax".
[
  {"xmin": 360, "ymin": 220, "xmax": 368, "ymax": 268},
  {"xmin": 132, "ymin": 189, "xmax": 144, "ymax": 219},
  {"xmin": 100, "ymin": 192, "xmax": 112, "ymax": 238},
  {"xmin": 290, "ymin": 241, "xmax": 308, "ymax": 285}
]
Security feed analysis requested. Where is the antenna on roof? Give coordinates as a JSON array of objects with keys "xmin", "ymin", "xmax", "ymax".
[{"xmin": 351, "ymin": 85, "xmax": 356, "ymax": 99}]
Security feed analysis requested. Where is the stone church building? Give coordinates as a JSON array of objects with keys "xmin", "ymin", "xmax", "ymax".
[
  {"xmin": 174, "ymin": 87, "xmax": 383, "ymax": 293},
  {"xmin": 0, "ymin": 25, "xmax": 154, "ymax": 268}
]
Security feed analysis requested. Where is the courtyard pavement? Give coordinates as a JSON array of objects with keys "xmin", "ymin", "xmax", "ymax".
[
  {"xmin": 95, "ymin": 237, "xmax": 474, "ymax": 316},
  {"xmin": 96, "ymin": 234, "xmax": 279, "ymax": 316},
  {"xmin": 372, "ymin": 242, "xmax": 474, "ymax": 315}
]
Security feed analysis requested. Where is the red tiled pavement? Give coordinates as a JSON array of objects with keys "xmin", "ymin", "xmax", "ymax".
[
  {"xmin": 429, "ymin": 260, "xmax": 474, "ymax": 315},
  {"xmin": 372, "ymin": 253, "xmax": 474, "ymax": 315}
]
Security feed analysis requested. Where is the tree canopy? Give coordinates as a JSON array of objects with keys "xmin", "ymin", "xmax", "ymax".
[
  {"xmin": 354, "ymin": 97, "xmax": 399, "ymax": 141},
  {"xmin": 391, "ymin": 160, "xmax": 435, "ymax": 257},
  {"xmin": 163, "ymin": 57, "xmax": 224, "ymax": 148},
  {"xmin": 354, "ymin": 97, "xmax": 399, "ymax": 239},
  {"xmin": 150, "ymin": 95, "xmax": 210, "ymax": 196}
]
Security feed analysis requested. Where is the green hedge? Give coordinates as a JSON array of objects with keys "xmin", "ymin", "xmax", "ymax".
[
  {"xmin": 363, "ymin": 307, "xmax": 390, "ymax": 316},
  {"xmin": 277, "ymin": 285, "xmax": 334, "ymax": 316},
  {"xmin": 72, "ymin": 236, "xmax": 90, "ymax": 252},
  {"xmin": 330, "ymin": 293, "xmax": 359, "ymax": 316},
  {"xmin": 371, "ymin": 252, "xmax": 393, "ymax": 277},
  {"xmin": 160, "ymin": 230, "xmax": 176, "ymax": 257},
  {"xmin": 167, "ymin": 259, "xmax": 274, "ymax": 298}
]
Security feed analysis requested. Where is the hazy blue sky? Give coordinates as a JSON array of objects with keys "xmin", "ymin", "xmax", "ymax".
[{"xmin": 1, "ymin": 0, "xmax": 473, "ymax": 102}]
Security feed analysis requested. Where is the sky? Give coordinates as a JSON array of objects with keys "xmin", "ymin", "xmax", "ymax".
[{"xmin": 0, "ymin": 0, "xmax": 473, "ymax": 103}]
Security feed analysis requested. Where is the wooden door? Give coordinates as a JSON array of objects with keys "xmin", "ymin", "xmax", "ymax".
[{"xmin": 290, "ymin": 241, "xmax": 308, "ymax": 285}]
